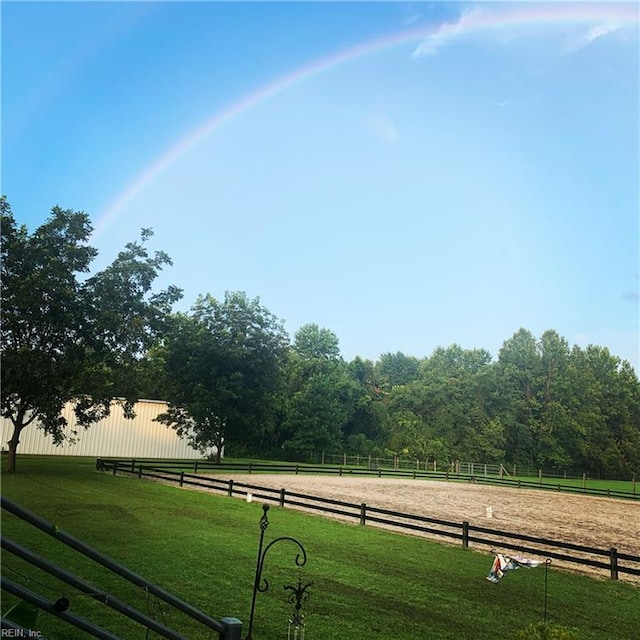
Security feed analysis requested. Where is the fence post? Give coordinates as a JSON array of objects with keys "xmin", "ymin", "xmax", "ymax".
[
  {"xmin": 339, "ymin": 467, "xmax": 343, "ymax": 477},
  {"xmin": 279, "ymin": 488, "xmax": 286, "ymax": 507},
  {"xmin": 112, "ymin": 462, "xmax": 117, "ymax": 476},
  {"xmin": 131, "ymin": 459, "xmax": 136, "ymax": 473},
  {"xmin": 295, "ymin": 465, "xmax": 299, "ymax": 475},
  {"xmin": 228, "ymin": 479, "xmax": 234, "ymax": 497},
  {"xmin": 219, "ymin": 616, "xmax": 242, "ymax": 640},
  {"xmin": 378, "ymin": 468, "xmax": 382, "ymax": 478},
  {"xmin": 539, "ymin": 469, "xmax": 542, "ymax": 485},
  {"xmin": 194, "ymin": 460, "xmax": 198, "ymax": 473},
  {"xmin": 610, "ymin": 547, "xmax": 619, "ymax": 580},
  {"xmin": 180, "ymin": 471, "xmax": 184, "ymax": 487},
  {"xmin": 582, "ymin": 473, "xmax": 587, "ymax": 492},
  {"xmin": 321, "ymin": 451, "xmax": 325, "ymax": 465},
  {"xmin": 344, "ymin": 453, "xmax": 347, "ymax": 467},
  {"xmin": 360, "ymin": 503, "xmax": 367, "ymax": 525},
  {"xmin": 462, "ymin": 521, "xmax": 469, "ymax": 548},
  {"xmin": 138, "ymin": 465, "xmax": 143, "ymax": 479},
  {"xmin": 248, "ymin": 463, "xmax": 252, "ymax": 474}
]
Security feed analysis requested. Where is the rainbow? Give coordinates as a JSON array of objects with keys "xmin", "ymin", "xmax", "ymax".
[{"xmin": 96, "ymin": 2, "xmax": 638, "ymax": 234}]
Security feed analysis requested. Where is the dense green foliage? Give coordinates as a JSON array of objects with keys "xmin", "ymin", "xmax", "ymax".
[
  {"xmin": 0, "ymin": 199, "xmax": 181, "ymax": 472},
  {"xmin": 152, "ymin": 321, "xmax": 639, "ymax": 478},
  {"xmin": 365, "ymin": 332, "xmax": 640, "ymax": 478},
  {"xmin": 155, "ymin": 292, "xmax": 289, "ymax": 462},
  {"xmin": 3, "ymin": 201, "xmax": 639, "ymax": 477},
  {"xmin": 199, "ymin": 326, "xmax": 639, "ymax": 479},
  {"xmin": 2, "ymin": 457, "xmax": 639, "ymax": 640}
]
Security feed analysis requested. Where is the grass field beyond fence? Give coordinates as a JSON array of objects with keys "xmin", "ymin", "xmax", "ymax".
[{"xmin": 2, "ymin": 456, "xmax": 639, "ymax": 640}]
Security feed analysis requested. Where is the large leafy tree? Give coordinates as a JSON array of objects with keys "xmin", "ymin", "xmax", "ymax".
[
  {"xmin": 375, "ymin": 351, "xmax": 420, "ymax": 388},
  {"xmin": 494, "ymin": 328, "xmax": 541, "ymax": 467},
  {"xmin": 1, "ymin": 198, "xmax": 181, "ymax": 472},
  {"xmin": 280, "ymin": 325, "xmax": 357, "ymax": 458},
  {"xmin": 342, "ymin": 356, "xmax": 386, "ymax": 455},
  {"xmin": 568, "ymin": 345, "xmax": 640, "ymax": 477},
  {"xmin": 156, "ymin": 292, "xmax": 289, "ymax": 462},
  {"xmin": 292, "ymin": 323, "xmax": 341, "ymax": 361},
  {"xmin": 383, "ymin": 345, "xmax": 498, "ymax": 463}
]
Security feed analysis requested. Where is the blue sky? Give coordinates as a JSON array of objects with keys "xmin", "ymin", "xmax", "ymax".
[{"xmin": 3, "ymin": 1, "xmax": 639, "ymax": 371}]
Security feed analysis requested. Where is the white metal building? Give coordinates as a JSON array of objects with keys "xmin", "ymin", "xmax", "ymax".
[{"xmin": 0, "ymin": 400, "xmax": 216, "ymax": 459}]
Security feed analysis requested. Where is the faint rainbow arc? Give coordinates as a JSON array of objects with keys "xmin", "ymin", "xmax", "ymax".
[{"xmin": 96, "ymin": 3, "xmax": 638, "ymax": 234}]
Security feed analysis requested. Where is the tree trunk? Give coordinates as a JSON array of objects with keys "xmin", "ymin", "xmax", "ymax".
[
  {"xmin": 6, "ymin": 423, "xmax": 23, "ymax": 473},
  {"xmin": 215, "ymin": 434, "xmax": 224, "ymax": 464}
]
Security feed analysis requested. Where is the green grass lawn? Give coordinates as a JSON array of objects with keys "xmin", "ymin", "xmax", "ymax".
[{"xmin": 2, "ymin": 456, "xmax": 639, "ymax": 640}]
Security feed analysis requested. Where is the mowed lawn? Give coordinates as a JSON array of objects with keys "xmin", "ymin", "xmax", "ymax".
[{"xmin": 1, "ymin": 456, "xmax": 639, "ymax": 640}]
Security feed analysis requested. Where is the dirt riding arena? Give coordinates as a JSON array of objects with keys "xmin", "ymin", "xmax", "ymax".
[{"xmin": 197, "ymin": 473, "xmax": 640, "ymax": 582}]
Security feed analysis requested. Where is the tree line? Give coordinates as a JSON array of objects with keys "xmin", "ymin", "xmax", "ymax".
[{"xmin": 3, "ymin": 201, "xmax": 639, "ymax": 477}]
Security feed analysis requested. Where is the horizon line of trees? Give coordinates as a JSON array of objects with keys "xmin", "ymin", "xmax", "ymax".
[{"xmin": 3, "ymin": 201, "xmax": 639, "ymax": 477}]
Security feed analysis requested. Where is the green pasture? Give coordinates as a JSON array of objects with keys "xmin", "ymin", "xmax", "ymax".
[{"xmin": 1, "ymin": 456, "xmax": 639, "ymax": 640}]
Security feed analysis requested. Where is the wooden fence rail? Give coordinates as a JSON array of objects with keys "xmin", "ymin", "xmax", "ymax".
[
  {"xmin": 95, "ymin": 459, "xmax": 639, "ymax": 500},
  {"xmin": 96, "ymin": 459, "xmax": 640, "ymax": 582}
]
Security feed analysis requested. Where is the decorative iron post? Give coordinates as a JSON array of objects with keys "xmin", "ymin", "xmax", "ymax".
[
  {"xmin": 543, "ymin": 558, "xmax": 552, "ymax": 624},
  {"xmin": 245, "ymin": 504, "xmax": 309, "ymax": 640},
  {"xmin": 284, "ymin": 573, "xmax": 313, "ymax": 639}
]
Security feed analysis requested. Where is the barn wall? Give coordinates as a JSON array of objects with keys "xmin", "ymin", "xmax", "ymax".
[{"xmin": 0, "ymin": 400, "xmax": 215, "ymax": 459}]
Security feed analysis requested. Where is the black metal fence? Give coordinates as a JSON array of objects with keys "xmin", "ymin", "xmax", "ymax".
[
  {"xmin": 1, "ymin": 496, "xmax": 242, "ymax": 639},
  {"xmin": 96, "ymin": 459, "xmax": 640, "ymax": 582}
]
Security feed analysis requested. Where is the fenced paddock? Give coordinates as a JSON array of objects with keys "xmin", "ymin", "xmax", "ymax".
[
  {"xmin": 97, "ymin": 459, "xmax": 640, "ymax": 584},
  {"xmin": 95, "ymin": 459, "xmax": 639, "ymax": 499}
]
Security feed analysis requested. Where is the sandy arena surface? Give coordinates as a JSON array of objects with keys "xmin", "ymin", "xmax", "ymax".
[{"xmin": 194, "ymin": 473, "xmax": 640, "ymax": 581}]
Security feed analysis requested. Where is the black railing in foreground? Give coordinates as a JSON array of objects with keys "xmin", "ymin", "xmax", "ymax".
[
  {"xmin": 1, "ymin": 496, "xmax": 242, "ymax": 640},
  {"xmin": 95, "ymin": 458, "xmax": 639, "ymax": 500},
  {"xmin": 97, "ymin": 459, "xmax": 640, "ymax": 582}
]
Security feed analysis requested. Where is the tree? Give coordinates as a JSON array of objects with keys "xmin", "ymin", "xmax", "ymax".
[
  {"xmin": 495, "ymin": 328, "xmax": 541, "ymax": 467},
  {"xmin": 292, "ymin": 323, "xmax": 341, "ymax": 362},
  {"xmin": 568, "ymin": 345, "xmax": 640, "ymax": 477},
  {"xmin": 382, "ymin": 345, "xmax": 496, "ymax": 463},
  {"xmin": 1, "ymin": 198, "xmax": 181, "ymax": 472},
  {"xmin": 281, "ymin": 368, "xmax": 356, "ymax": 456},
  {"xmin": 375, "ymin": 351, "xmax": 420, "ymax": 388},
  {"xmin": 280, "ymin": 325, "xmax": 358, "ymax": 458},
  {"xmin": 535, "ymin": 330, "xmax": 574, "ymax": 469},
  {"xmin": 342, "ymin": 356, "xmax": 386, "ymax": 454},
  {"xmin": 156, "ymin": 292, "xmax": 289, "ymax": 462}
]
